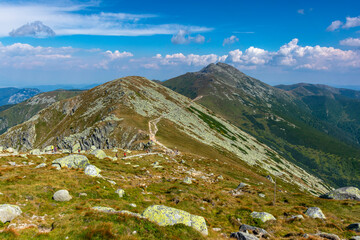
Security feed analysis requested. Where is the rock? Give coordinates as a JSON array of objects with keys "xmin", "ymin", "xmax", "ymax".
[
  {"xmin": 43, "ymin": 145, "xmax": 53, "ymax": 152},
  {"xmin": 71, "ymin": 142, "xmax": 81, "ymax": 153},
  {"xmin": 92, "ymin": 206, "xmax": 117, "ymax": 213},
  {"xmin": 315, "ymin": 232, "xmax": 341, "ymax": 240},
  {"xmin": 108, "ymin": 180, "xmax": 116, "ymax": 185},
  {"xmin": 90, "ymin": 146, "xmax": 97, "ymax": 150},
  {"xmin": 0, "ymin": 146, "xmax": 3, "ymax": 152},
  {"xmin": 304, "ymin": 207, "xmax": 326, "ymax": 219},
  {"xmin": 258, "ymin": 193, "xmax": 265, "ymax": 198},
  {"xmin": 238, "ymin": 224, "xmax": 269, "ymax": 237},
  {"xmin": 347, "ymin": 223, "xmax": 360, "ymax": 232},
  {"xmin": 230, "ymin": 231, "xmax": 259, "ymax": 240},
  {"xmin": 84, "ymin": 164, "xmax": 101, "ymax": 177},
  {"xmin": 289, "ymin": 215, "xmax": 304, "ymax": 220},
  {"xmin": 235, "ymin": 182, "xmax": 248, "ymax": 191},
  {"xmin": 142, "ymin": 205, "xmax": 208, "ymax": 235},
  {"xmin": 52, "ymin": 155, "xmax": 90, "ymax": 169},
  {"xmin": 79, "ymin": 193, "xmax": 87, "ymax": 197},
  {"xmin": 350, "ymin": 236, "xmax": 360, "ymax": 240},
  {"xmin": 129, "ymin": 203, "xmax": 137, "ymax": 207},
  {"xmin": 91, "ymin": 149, "xmax": 107, "ymax": 160},
  {"xmin": 119, "ymin": 210, "xmax": 143, "ymax": 218},
  {"xmin": 8, "ymin": 162, "xmax": 16, "ymax": 166},
  {"xmin": 250, "ymin": 211, "xmax": 276, "ymax": 222},
  {"xmin": 30, "ymin": 149, "xmax": 41, "ymax": 155},
  {"xmin": 0, "ymin": 204, "xmax": 22, "ymax": 223},
  {"xmin": 183, "ymin": 177, "xmax": 192, "ymax": 184},
  {"xmin": 213, "ymin": 228, "xmax": 221, "ymax": 232},
  {"xmin": 61, "ymin": 149, "xmax": 71, "ymax": 154},
  {"xmin": 266, "ymin": 175, "xmax": 274, "ymax": 183},
  {"xmin": 53, "ymin": 190, "xmax": 72, "ymax": 202},
  {"xmin": 35, "ymin": 163, "xmax": 46, "ymax": 168},
  {"xmin": 217, "ymin": 175, "xmax": 224, "ymax": 180},
  {"xmin": 6, "ymin": 147, "xmax": 14, "ymax": 153},
  {"xmin": 115, "ymin": 189, "xmax": 125, "ymax": 198},
  {"xmin": 320, "ymin": 187, "xmax": 360, "ymax": 201}
]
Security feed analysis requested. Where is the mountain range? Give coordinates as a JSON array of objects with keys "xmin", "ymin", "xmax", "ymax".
[{"xmin": 0, "ymin": 87, "xmax": 40, "ymax": 106}]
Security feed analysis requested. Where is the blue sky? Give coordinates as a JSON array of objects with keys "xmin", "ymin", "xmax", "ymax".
[{"xmin": 0, "ymin": 0, "xmax": 360, "ymax": 88}]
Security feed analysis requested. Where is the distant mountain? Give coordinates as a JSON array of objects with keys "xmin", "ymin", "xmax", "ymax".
[
  {"xmin": 162, "ymin": 62, "xmax": 360, "ymax": 188},
  {"xmin": 0, "ymin": 89, "xmax": 83, "ymax": 134},
  {"xmin": 0, "ymin": 87, "xmax": 40, "ymax": 106}
]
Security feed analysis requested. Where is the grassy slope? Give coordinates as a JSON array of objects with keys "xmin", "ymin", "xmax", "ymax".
[{"xmin": 0, "ymin": 148, "xmax": 359, "ymax": 239}]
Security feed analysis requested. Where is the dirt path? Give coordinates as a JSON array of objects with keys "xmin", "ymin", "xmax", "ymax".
[
  {"xmin": 187, "ymin": 95, "xmax": 203, "ymax": 107},
  {"xmin": 122, "ymin": 152, "xmax": 158, "ymax": 159},
  {"xmin": 148, "ymin": 116, "xmax": 174, "ymax": 154}
]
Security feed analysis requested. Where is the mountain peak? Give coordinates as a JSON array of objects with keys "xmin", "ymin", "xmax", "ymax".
[{"xmin": 200, "ymin": 62, "xmax": 246, "ymax": 76}]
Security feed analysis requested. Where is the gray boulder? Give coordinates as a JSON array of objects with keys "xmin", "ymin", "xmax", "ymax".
[
  {"xmin": 230, "ymin": 232, "xmax": 259, "ymax": 240},
  {"xmin": 238, "ymin": 224, "xmax": 269, "ymax": 237},
  {"xmin": 0, "ymin": 204, "xmax": 22, "ymax": 223},
  {"xmin": 250, "ymin": 211, "xmax": 276, "ymax": 222},
  {"xmin": 304, "ymin": 207, "xmax": 326, "ymax": 219},
  {"xmin": 53, "ymin": 190, "xmax": 72, "ymax": 202},
  {"xmin": 52, "ymin": 155, "xmax": 90, "ymax": 169},
  {"xmin": 315, "ymin": 232, "xmax": 340, "ymax": 240},
  {"xmin": 320, "ymin": 187, "xmax": 360, "ymax": 201},
  {"xmin": 235, "ymin": 182, "xmax": 248, "ymax": 191},
  {"xmin": 84, "ymin": 164, "xmax": 101, "ymax": 177},
  {"xmin": 90, "ymin": 149, "xmax": 107, "ymax": 159},
  {"xmin": 347, "ymin": 223, "xmax": 360, "ymax": 232}
]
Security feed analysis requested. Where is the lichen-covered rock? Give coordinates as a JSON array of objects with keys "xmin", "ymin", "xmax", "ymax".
[
  {"xmin": 119, "ymin": 210, "xmax": 143, "ymax": 218},
  {"xmin": 0, "ymin": 204, "xmax": 22, "ymax": 223},
  {"xmin": 30, "ymin": 149, "xmax": 41, "ymax": 155},
  {"xmin": 230, "ymin": 231, "xmax": 259, "ymax": 240},
  {"xmin": 250, "ymin": 212, "xmax": 276, "ymax": 222},
  {"xmin": 53, "ymin": 190, "xmax": 72, "ymax": 202},
  {"xmin": 142, "ymin": 205, "xmax": 208, "ymax": 235},
  {"xmin": 304, "ymin": 207, "xmax": 326, "ymax": 219},
  {"xmin": 115, "ymin": 188, "xmax": 125, "ymax": 198},
  {"xmin": 84, "ymin": 164, "xmax": 101, "ymax": 177},
  {"xmin": 91, "ymin": 149, "xmax": 107, "ymax": 159},
  {"xmin": 52, "ymin": 155, "xmax": 90, "ymax": 169},
  {"xmin": 92, "ymin": 206, "xmax": 117, "ymax": 213},
  {"xmin": 347, "ymin": 223, "xmax": 360, "ymax": 232},
  {"xmin": 320, "ymin": 187, "xmax": 360, "ymax": 201}
]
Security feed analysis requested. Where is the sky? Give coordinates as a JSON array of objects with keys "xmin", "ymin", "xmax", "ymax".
[{"xmin": 0, "ymin": 0, "xmax": 360, "ymax": 89}]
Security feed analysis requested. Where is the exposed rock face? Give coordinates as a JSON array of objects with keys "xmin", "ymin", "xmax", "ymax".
[
  {"xmin": 305, "ymin": 207, "xmax": 326, "ymax": 219},
  {"xmin": 53, "ymin": 190, "xmax": 72, "ymax": 202},
  {"xmin": 52, "ymin": 155, "xmax": 90, "ymax": 169},
  {"xmin": 90, "ymin": 149, "xmax": 107, "ymax": 159},
  {"xmin": 250, "ymin": 212, "xmax": 276, "ymax": 222},
  {"xmin": 84, "ymin": 164, "xmax": 101, "ymax": 177},
  {"xmin": 320, "ymin": 187, "xmax": 360, "ymax": 201},
  {"xmin": 142, "ymin": 205, "xmax": 208, "ymax": 235},
  {"xmin": 0, "ymin": 204, "xmax": 22, "ymax": 223}
]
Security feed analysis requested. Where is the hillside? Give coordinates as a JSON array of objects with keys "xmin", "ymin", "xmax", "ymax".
[
  {"xmin": 0, "ymin": 87, "xmax": 40, "ymax": 106},
  {"xmin": 162, "ymin": 63, "xmax": 360, "ymax": 188},
  {"xmin": 0, "ymin": 90, "xmax": 83, "ymax": 134}
]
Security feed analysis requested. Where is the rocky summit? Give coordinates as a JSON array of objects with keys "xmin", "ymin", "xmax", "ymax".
[{"xmin": 0, "ymin": 74, "xmax": 359, "ymax": 239}]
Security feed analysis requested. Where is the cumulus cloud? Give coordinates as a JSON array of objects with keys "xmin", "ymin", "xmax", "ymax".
[
  {"xmin": 171, "ymin": 30, "xmax": 205, "ymax": 44},
  {"xmin": 343, "ymin": 16, "xmax": 360, "ymax": 29},
  {"xmin": 105, "ymin": 50, "xmax": 133, "ymax": 60},
  {"xmin": 340, "ymin": 37, "xmax": 360, "ymax": 47},
  {"xmin": 154, "ymin": 53, "xmax": 219, "ymax": 66},
  {"xmin": 9, "ymin": 21, "xmax": 55, "ymax": 38},
  {"xmin": 326, "ymin": 20, "xmax": 343, "ymax": 31},
  {"xmin": 0, "ymin": 3, "xmax": 212, "ymax": 37},
  {"xmin": 223, "ymin": 35, "xmax": 239, "ymax": 46}
]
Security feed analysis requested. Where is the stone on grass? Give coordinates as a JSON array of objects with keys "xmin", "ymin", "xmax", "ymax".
[
  {"xmin": 235, "ymin": 182, "xmax": 248, "ymax": 191},
  {"xmin": 0, "ymin": 204, "xmax": 22, "ymax": 223},
  {"xmin": 289, "ymin": 215, "xmax": 304, "ymax": 220},
  {"xmin": 230, "ymin": 231, "xmax": 259, "ymax": 240},
  {"xmin": 8, "ymin": 162, "xmax": 16, "ymax": 166},
  {"xmin": 350, "ymin": 236, "xmax": 360, "ymax": 240},
  {"xmin": 53, "ymin": 190, "xmax": 72, "ymax": 202},
  {"xmin": 142, "ymin": 205, "xmax": 208, "ymax": 235},
  {"xmin": 52, "ymin": 155, "xmax": 90, "ymax": 169},
  {"xmin": 79, "ymin": 193, "xmax": 87, "ymax": 197},
  {"xmin": 92, "ymin": 206, "xmax": 117, "ymax": 213},
  {"xmin": 115, "ymin": 189, "xmax": 125, "ymax": 198},
  {"xmin": 250, "ymin": 212, "xmax": 276, "ymax": 222},
  {"xmin": 304, "ymin": 207, "xmax": 326, "ymax": 219},
  {"xmin": 6, "ymin": 147, "xmax": 14, "ymax": 153},
  {"xmin": 258, "ymin": 193, "xmax": 266, "ymax": 198},
  {"xmin": 238, "ymin": 224, "xmax": 269, "ymax": 237},
  {"xmin": 321, "ymin": 187, "xmax": 360, "ymax": 201},
  {"xmin": 91, "ymin": 149, "xmax": 107, "ymax": 160},
  {"xmin": 84, "ymin": 164, "xmax": 101, "ymax": 177},
  {"xmin": 347, "ymin": 223, "xmax": 360, "ymax": 232},
  {"xmin": 129, "ymin": 203, "xmax": 137, "ymax": 208},
  {"xmin": 35, "ymin": 163, "xmax": 46, "ymax": 169},
  {"xmin": 183, "ymin": 177, "xmax": 192, "ymax": 184},
  {"xmin": 315, "ymin": 232, "xmax": 340, "ymax": 240}
]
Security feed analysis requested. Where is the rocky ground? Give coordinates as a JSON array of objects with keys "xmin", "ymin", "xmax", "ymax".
[{"xmin": 0, "ymin": 147, "xmax": 359, "ymax": 239}]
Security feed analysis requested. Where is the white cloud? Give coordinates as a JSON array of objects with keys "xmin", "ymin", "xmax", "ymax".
[
  {"xmin": 223, "ymin": 35, "xmax": 239, "ymax": 46},
  {"xmin": 326, "ymin": 20, "xmax": 343, "ymax": 31},
  {"xmin": 343, "ymin": 16, "xmax": 360, "ymax": 29},
  {"xmin": 171, "ymin": 30, "xmax": 205, "ymax": 44},
  {"xmin": 297, "ymin": 9, "xmax": 305, "ymax": 15},
  {"xmin": 105, "ymin": 50, "xmax": 133, "ymax": 60},
  {"xmin": 153, "ymin": 53, "xmax": 219, "ymax": 66},
  {"xmin": 340, "ymin": 37, "xmax": 360, "ymax": 47},
  {"xmin": 0, "ymin": 3, "xmax": 212, "ymax": 37}
]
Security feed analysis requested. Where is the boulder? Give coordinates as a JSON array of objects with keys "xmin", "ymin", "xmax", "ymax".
[
  {"xmin": 347, "ymin": 223, "xmax": 360, "ymax": 232},
  {"xmin": 250, "ymin": 211, "xmax": 276, "ymax": 222},
  {"xmin": 53, "ymin": 190, "xmax": 72, "ymax": 202},
  {"xmin": 52, "ymin": 155, "xmax": 90, "ymax": 169},
  {"xmin": 35, "ymin": 163, "xmax": 46, "ymax": 169},
  {"xmin": 91, "ymin": 149, "xmax": 107, "ymax": 159},
  {"xmin": 0, "ymin": 204, "xmax": 22, "ymax": 223},
  {"xmin": 304, "ymin": 207, "xmax": 326, "ymax": 219},
  {"xmin": 142, "ymin": 205, "xmax": 208, "ymax": 235},
  {"xmin": 320, "ymin": 187, "xmax": 360, "ymax": 201},
  {"xmin": 30, "ymin": 149, "xmax": 41, "ymax": 155},
  {"xmin": 84, "ymin": 164, "xmax": 101, "ymax": 177},
  {"xmin": 289, "ymin": 215, "xmax": 304, "ymax": 220},
  {"xmin": 238, "ymin": 224, "xmax": 269, "ymax": 237},
  {"xmin": 315, "ymin": 232, "xmax": 340, "ymax": 240},
  {"xmin": 115, "ymin": 189, "xmax": 125, "ymax": 198},
  {"xmin": 92, "ymin": 206, "xmax": 117, "ymax": 213},
  {"xmin": 230, "ymin": 232, "xmax": 259, "ymax": 240}
]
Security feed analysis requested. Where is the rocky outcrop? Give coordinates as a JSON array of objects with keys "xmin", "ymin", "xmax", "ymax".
[
  {"xmin": 320, "ymin": 187, "xmax": 360, "ymax": 201},
  {"xmin": 142, "ymin": 205, "xmax": 208, "ymax": 235},
  {"xmin": 0, "ymin": 204, "xmax": 22, "ymax": 223}
]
